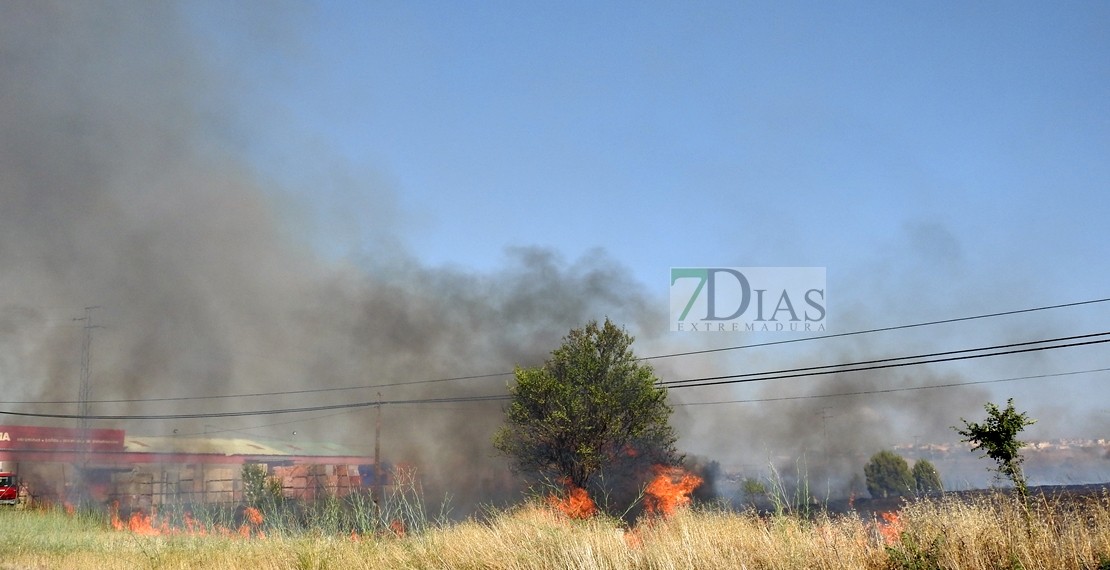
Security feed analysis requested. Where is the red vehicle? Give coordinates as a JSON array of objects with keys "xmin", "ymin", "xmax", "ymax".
[{"xmin": 0, "ymin": 473, "xmax": 17, "ymax": 505}]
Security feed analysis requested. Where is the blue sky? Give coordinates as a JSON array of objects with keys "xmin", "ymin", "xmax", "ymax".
[
  {"xmin": 9, "ymin": 1, "xmax": 1110, "ymax": 494},
  {"xmin": 176, "ymin": 2, "xmax": 1110, "ymax": 444},
  {"xmin": 189, "ymin": 1, "xmax": 1109, "ymax": 293}
]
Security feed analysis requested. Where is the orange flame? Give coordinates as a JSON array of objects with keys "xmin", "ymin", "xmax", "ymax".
[
  {"xmin": 236, "ymin": 506, "xmax": 265, "ymax": 538},
  {"xmin": 546, "ymin": 481, "xmax": 598, "ymax": 519},
  {"xmin": 643, "ymin": 465, "xmax": 702, "ymax": 518},
  {"xmin": 244, "ymin": 507, "xmax": 264, "ymax": 526},
  {"xmin": 109, "ymin": 501, "xmax": 123, "ymax": 531},
  {"xmin": 108, "ymin": 506, "xmax": 267, "ymax": 539},
  {"xmin": 623, "ymin": 528, "xmax": 643, "ymax": 549},
  {"xmin": 183, "ymin": 511, "xmax": 202, "ymax": 535},
  {"xmin": 877, "ymin": 511, "xmax": 903, "ymax": 545},
  {"xmin": 128, "ymin": 511, "xmax": 161, "ymax": 536}
]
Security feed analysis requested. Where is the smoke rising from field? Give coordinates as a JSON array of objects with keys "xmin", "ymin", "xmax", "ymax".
[
  {"xmin": 0, "ymin": 1, "xmax": 1103, "ymax": 511},
  {"xmin": 0, "ymin": 1, "xmax": 667, "ymax": 508}
]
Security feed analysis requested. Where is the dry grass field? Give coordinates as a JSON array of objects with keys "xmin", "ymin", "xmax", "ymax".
[{"xmin": 2, "ymin": 491, "xmax": 1110, "ymax": 569}]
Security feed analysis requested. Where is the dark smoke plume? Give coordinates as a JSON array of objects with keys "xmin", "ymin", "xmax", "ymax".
[
  {"xmin": 0, "ymin": 1, "xmax": 664, "ymax": 511},
  {"xmin": 1, "ymin": 2, "xmax": 1102, "ymax": 513}
]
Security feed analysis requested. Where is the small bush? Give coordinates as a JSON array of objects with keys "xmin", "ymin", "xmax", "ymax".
[{"xmin": 885, "ymin": 533, "xmax": 942, "ymax": 570}]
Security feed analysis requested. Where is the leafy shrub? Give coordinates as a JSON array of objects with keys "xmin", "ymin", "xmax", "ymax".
[{"xmin": 885, "ymin": 533, "xmax": 942, "ymax": 570}]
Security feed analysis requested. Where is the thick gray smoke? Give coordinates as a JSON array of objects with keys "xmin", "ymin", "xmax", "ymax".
[
  {"xmin": 0, "ymin": 2, "xmax": 665, "ymax": 510},
  {"xmin": 1, "ymin": 2, "xmax": 1103, "ymax": 513},
  {"xmin": 665, "ymin": 355, "xmax": 994, "ymax": 499}
]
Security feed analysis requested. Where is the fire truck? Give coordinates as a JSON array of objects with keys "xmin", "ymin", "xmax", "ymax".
[{"xmin": 0, "ymin": 472, "xmax": 17, "ymax": 505}]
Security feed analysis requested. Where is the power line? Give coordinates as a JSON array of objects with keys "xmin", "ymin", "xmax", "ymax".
[
  {"xmin": 0, "ymin": 394, "xmax": 510, "ymax": 421},
  {"xmin": 674, "ymin": 367, "xmax": 1110, "ymax": 406},
  {"xmin": 170, "ymin": 409, "xmax": 367, "ymax": 438},
  {"xmin": 111, "ymin": 365, "xmax": 1110, "ymax": 429},
  {"xmin": 0, "ymin": 371, "xmax": 512, "ymax": 406},
  {"xmin": 51, "ymin": 329, "xmax": 1094, "ymax": 405},
  {"xmin": 643, "ymin": 295, "xmax": 1110, "ymax": 361},
  {"xmin": 662, "ymin": 335, "xmax": 1110, "ymax": 389},
  {"xmin": 2, "ymin": 332, "xmax": 1108, "ymax": 421},
  {"xmin": 5, "ymin": 295, "xmax": 1109, "ymax": 407},
  {"xmin": 661, "ymin": 330, "xmax": 1110, "ymax": 386},
  {"xmin": 163, "ymin": 367, "xmax": 1110, "ymax": 440}
]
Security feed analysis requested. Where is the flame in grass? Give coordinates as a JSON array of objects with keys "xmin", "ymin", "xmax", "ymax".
[
  {"xmin": 109, "ymin": 501, "xmax": 123, "ymax": 531},
  {"xmin": 623, "ymin": 528, "xmax": 643, "ymax": 549},
  {"xmin": 877, "ymin": 511, "xmax": 904, "ymax": 545},
  {"xmin": 244, "ymin": 507, "xmax": 264, "ymax": 526},
  {"xmin": 546, "ymin": 481, "xmax": 598, "ymax": 519},
  {"xmin": 643, "ymin": 465, "xmax": 702, "ymax": 518},
  {"xmin": 127, "ymin": 511, "xmax": 163, "ymax": 536},
  {"xmin": 183, "ymin": 511, "xmax": 201, "ymax": 534},
  {"xmin": 349, "ymin": 520, "xmax": 405, "ymax": 541},
  {"xmin": 109, "ymin": 506, "xmax": 265, "ymax": 539}
]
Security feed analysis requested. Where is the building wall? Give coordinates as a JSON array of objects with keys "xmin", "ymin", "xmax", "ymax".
[
  {"xmin": 9, "ymin": 461, "xmax": 375, "ymax": 510},
  {"xmin": 271, "ymin": 464, "xmax": 366, "ymax": 501},
  {"xmin": 109, "ymin": 465, "xmax": 241, "ymax": 510}
]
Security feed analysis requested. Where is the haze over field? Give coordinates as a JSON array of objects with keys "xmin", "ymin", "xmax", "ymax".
[{"xmin": 1, "ymin": 1, "xmax": 1109, "ymax": 509}]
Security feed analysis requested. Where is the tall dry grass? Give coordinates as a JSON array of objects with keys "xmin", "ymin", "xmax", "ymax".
[
  {"xmin": 892, "ymin": 491, "xmax": 1110, "ymax": 569},
  {"xmin": 1, "ymin": 491, "xmax": 1109, "ymax": 569}
]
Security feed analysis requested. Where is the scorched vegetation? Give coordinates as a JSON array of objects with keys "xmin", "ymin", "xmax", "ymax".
[{"xmin": 3, "ymin": 488, "xmax": 1110, "ymax": 569}]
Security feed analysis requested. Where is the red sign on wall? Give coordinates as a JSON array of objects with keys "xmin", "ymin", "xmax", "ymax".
[{"xmin": 0, "ymin": 425, "xmax": 125, "ymax": 452}]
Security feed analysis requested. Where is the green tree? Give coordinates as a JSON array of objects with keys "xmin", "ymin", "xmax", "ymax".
[
  {"xmin": 493, "ymin": 319, "xmax": 678, "ymax": 499},
  {"xmin": 953, "ymin": 398, "xmax": 1036, "ymax": 499},
  {"xmin": 864, "ymin": 450, "xmax": 914, "ymax": 498},
  {"xmin": 241, "ymin": 463, "xmax": 283, "ymax": 510},
  {"xmin": 241, "ymin": 463, "xmax": 268, "ymax": 507},
  {"xmin": 741, "ymin": 477, "xmax": 767, "ymax": 508},
  {"xmin": 912, "ymin": 459, "xmax": 943, "ymax": 494}
]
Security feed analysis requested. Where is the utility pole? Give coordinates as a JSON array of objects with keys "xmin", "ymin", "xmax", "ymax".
[
  {"xmin": 70, "ymin": 306, "xmax": 100, "ymax": 505},
  {"xmin": 817, "ymin": 407, "xmax": 835, "ymax": 459},
  {"xmin": 72, "ymin": 307, "xmax": 101, "ymax": 459},
  {"xmin": 374, "ymin": 392, "xmax": 383, "ymax": 510}
]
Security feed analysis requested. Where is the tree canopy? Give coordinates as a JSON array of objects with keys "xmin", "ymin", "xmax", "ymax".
[
  {"xmin": 954, "ymin": 398, "xmax": 1036, "ymax": 498},
  {"xmin": 493, "ymin": 318, "xmax": 678, "ymax": 495},
  {"xmin": 864, "ymin": 450, "xmax": 913, "ymax": 498},
  {"xmin": 912, "ymin": 459, "xmax": 943, "ymax": 494}
]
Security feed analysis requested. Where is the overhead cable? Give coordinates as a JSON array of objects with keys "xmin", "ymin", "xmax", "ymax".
[
  {"xmin": 661, "ymin": 336, "xmax": 1110, "ymax": 389},
  {"xmin": 4, "ymin": 295, "xmax": 1108, "ymax": 406},
  {"xmin": 661, "ymin": 330, "xmax": 1110, "ymax": 386},
  {"xmin": 0, "ymin": 394, "xmax": 510, "ymax": 421},
  {"xmin": 674, "ymin": 367, "xmax": 1110, "ymax": 406}
]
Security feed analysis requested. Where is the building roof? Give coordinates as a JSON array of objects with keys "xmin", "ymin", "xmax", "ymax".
[
  {"xmin": 0, "ymin": 431, "xmax": 374, "ymax": 466},
  {"xmin": 123, "ymin": 435, "xmax": 366, "ymax": 459}
]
